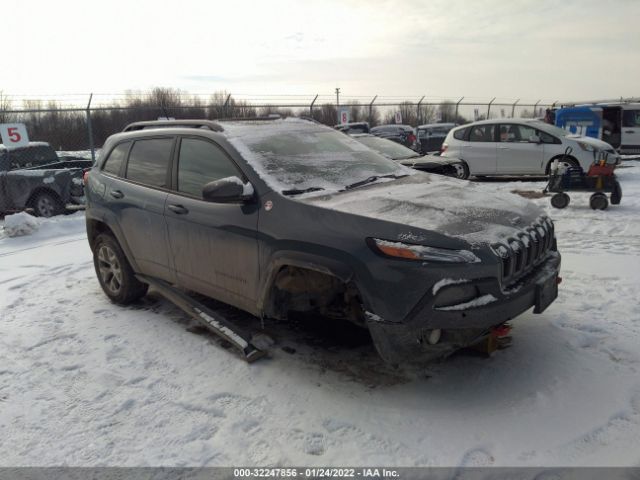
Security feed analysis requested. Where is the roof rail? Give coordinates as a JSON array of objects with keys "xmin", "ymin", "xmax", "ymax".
[
  {"xmin": 122, "ymin": 119, "xmax": 224, "ymax": 132},
  {"xmin": 214, "ymin": 114, "xmax": 285, "ymax": 122}
]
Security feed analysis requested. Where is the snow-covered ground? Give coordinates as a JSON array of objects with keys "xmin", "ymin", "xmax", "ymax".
[{"xmin": 1, "ymin": 163, "xmax": 639, "ymax": 467}]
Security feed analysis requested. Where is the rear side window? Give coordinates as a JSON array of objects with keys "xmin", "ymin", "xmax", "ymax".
[
  {"xmin": 453, "ymin": 128, "xmax": 468, "ymax": 140},
  {"xmin": 469, "ymin": 125, "xmax": 495, "ymax": 142},
  {"xmin": 125, "ymin": 138, "xmax": 173, "ymax": 187},
  {"xmin": 177, "ymin": 138, "xmax": 241, "ymax": 198},
  {"xmin": 102, "ymin": 142, "xmax": 130, "ymax": 176}
]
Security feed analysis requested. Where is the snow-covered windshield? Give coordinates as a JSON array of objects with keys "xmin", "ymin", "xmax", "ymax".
[
  {"xmin": 353, "ymin": 135, "xmax": 419, "ymax": 160},
  {"xmin": 222, "ymin": 119, "xmax": 413, "ymax": 195}
]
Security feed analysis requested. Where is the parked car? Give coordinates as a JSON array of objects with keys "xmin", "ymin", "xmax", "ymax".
[
  {"xmin": 0, "ymin": 142, "xmax": 92, "ymax": 217},
  {"xmin": 351, "ymin": 133, "xmax": 469, "ymax": 179},
  {"xmin": 370, "ymin": 124, "xmax": 418, "ymax": 150},
  {"xmin": 85, "ymin": 118, "xmax": 560, "ymax": 365},
  {"xmin": 416, "ymin": 123, "xmax": 456, "ymax": 154},
  {"xmin": 334, "ymin": 122, "xmax": 370, "ymax": 134},
  {"xmin": 441, "ymin": 119, "xmax": 620, "ymax": 177}
]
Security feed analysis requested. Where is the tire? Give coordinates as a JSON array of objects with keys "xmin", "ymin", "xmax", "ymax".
[
  {"xmin": 547, "ymin": 156, "xmax": 579, "ymax": 174},
  {"xmin": 92, "ymin": 233, "xmax": 148, "ymax": 304},
  {"xmin": 551, "ymin": 192, "xmax": 570, "ymax": 209},
  {"xmin": 31, "ymin": 191, "xmax": 63, "ymax": 218},
  {"xmin": 610, "ymin": 180, "xmax": 622, "ymax": 205},
  {"xmin": 453, "ymin": 162, "xmax": 470, "ymax": 180},
  {"xmin": 589, "ymin": 192, "xmax": 609, "ymax": 210}
]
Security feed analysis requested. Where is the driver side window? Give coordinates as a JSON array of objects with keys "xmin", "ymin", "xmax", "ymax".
[{"xmin": 177, "ymin": 138, "xmax": 242, "ymax": 198}]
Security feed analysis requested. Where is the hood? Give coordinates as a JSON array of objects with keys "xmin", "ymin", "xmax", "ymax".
[
  {"xmin": 399, "ymin": 154, "xmax": 460, "ymax": 168},
  {"xmin": 567, "ymin": 135, "xmax": 616, "ymax": 151},
  {"xmin": 301, "ymin": 173, "xmax": 544, "ymax": 247}
]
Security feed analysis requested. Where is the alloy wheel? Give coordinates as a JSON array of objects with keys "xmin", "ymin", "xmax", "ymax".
[{"xmin": 97, "ymin": 245, "xmax": 123, "ymax": 294}]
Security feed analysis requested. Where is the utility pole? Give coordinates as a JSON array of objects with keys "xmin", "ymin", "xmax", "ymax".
[{"xmin": 335, "ymin": 87, "xmax": 340, "ymax": 107}]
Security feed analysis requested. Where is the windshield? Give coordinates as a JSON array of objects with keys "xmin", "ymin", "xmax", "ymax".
[
  {"xmin": 354, "ymin": 135, "xmax": 419, "ymax": 160},
  {"xmin": 223, "ymin": 119, "xmax": 412, "ymax": 194},
  {"xmin": 527, "ymin": 120, "xmax": 570, "ymax": 137}
]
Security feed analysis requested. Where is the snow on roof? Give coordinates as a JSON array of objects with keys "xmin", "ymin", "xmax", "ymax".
[{"xmin": 0, "ymin": 141, "xmax": 51, "ymax": 152}]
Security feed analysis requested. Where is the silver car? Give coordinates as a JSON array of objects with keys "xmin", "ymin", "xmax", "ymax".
[{"xmin": 441, "ymin": 118, "xmax": 620, "ymax": 177}]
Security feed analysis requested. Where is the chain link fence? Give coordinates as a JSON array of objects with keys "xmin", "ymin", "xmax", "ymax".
[{"xmin": 0, "ymin": 91, "xmax": 558, "ymax": 160}]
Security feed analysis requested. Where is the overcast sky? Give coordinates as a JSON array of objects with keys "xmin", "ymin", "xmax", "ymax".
[{"xmin": 3, "ymin": 0, "xmax": 639, "ymax": 105}]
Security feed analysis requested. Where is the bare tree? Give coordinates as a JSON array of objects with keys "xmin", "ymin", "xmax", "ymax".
[
  {"xmin": 0, "ymin": 91, "xmax": 13, "ymax": 124},
  {"xmin": 312, "ymin": 103, "xmax": 338, "ymax": 126}
]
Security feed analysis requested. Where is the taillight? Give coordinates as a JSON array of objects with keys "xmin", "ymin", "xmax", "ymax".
[
  {"xmin": 83, "ymin": 169, "xmax": 90, "ymax": 185},
  {"xmin": 441, "ymin": 143, "xmax": 448, "ymax": 153}
]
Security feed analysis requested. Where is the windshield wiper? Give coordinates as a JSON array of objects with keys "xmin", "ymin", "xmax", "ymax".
[
  {"xmin": 344, "ymin": 174, "xmax": 408, "ymax": 190},
  {"xmin": 282, "ymin": 186, "xmax": 325, "ymax": 196}
]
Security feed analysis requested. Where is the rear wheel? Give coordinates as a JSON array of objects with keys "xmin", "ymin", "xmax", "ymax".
[
  {"xmin": 31, "ymin": 191, "xmax": 63, "ymax": 217},
  {"xmin": 551, "ymin": 192, "xmax": 570, "ymax": 209},
  {"xmin": 453, "ymin": 162, "xmax": 470, "ymax": 180},
  {"xmin": 93, "ymin": 233, "xmax": 148, "ymax": 304},
  {"xmin": 589, "ymin": 192, "xmax": 609, "ymax": 210}
]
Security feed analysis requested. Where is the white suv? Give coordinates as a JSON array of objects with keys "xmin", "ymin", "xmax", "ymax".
[{"xmin": 441, "ymin": 118, "xmax": 620, "ymax": 177}]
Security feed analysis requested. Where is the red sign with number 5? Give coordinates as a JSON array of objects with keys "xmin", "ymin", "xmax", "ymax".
[{"xmin": 0, "ymin": 123, "xmax": 29, "ymax": 148}]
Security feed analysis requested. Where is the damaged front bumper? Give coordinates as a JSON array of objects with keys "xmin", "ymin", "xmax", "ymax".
[{"xmin": 367, "ymin": 251, "xmax": 561, "ymax": 364}]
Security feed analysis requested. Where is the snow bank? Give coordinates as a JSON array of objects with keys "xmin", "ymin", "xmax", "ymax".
[{"xmin": 3, "ymin": 212, "xmax": 40, "ymax": 237}]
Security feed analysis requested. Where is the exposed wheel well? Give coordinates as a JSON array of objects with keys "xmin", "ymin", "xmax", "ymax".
[
  {"xmin": 86, "ymin": 219, "xmax": 116, "ymax": 251},
  {"xmin": 546, "ymin": 155, "xmax": 579, "ymax": 174},
  {"xmin": 264, "ymin": 266, "xmax": 364, "ymax": 326}
]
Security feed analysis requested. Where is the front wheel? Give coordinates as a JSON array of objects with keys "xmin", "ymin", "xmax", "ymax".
[
  {"xmin": 547, "ymin": 157, "xmax": 579, "ymax": 174},
  {"xmin": 551, "ymin": 192, "xmax": 570, "ymax": 209},
  {"xmin": 93, "ymin": 233, "xmax": 148, "ymax": 304}
]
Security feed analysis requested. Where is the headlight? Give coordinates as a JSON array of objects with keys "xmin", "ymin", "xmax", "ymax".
[
  {"xmin": 368, "ymin": 238, "xmax": 480, "ymax": 263},
  {"xmin": 577, "ymin": 141, "xmax": 596, "ymax": 152}
]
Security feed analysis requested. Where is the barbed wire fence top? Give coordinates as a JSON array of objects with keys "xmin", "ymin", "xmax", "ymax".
[{"xmin": 2, "ymin": 88, "xmax": 633, "ymax": 155}]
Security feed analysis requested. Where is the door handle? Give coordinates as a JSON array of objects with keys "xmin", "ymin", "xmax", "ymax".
[
  {"xmin": 168, "ymin": 204, "xmax": 189, "ymax": 215},
  {"xmin": 625, "ymin": 130, "xmax": 635, "ymax": 134},
  {"xmin": 110, "ymin": 190, "xmax": 124, "ymax": 199}
]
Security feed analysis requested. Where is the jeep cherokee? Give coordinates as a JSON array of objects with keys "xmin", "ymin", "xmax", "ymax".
[{"xmin": 85, "ymin": 118, "xmax": 560, "ymax": 364}]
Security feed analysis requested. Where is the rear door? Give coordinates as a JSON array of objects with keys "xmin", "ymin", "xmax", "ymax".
[
  {"xmin": 109, "ymin": 137, "xmax": 175, "ymax": 282},
  {"xmin": 463, "ymin": 124, "xmax": 497, "ymax": 174},
  {"xmin": 164, "ymin": 136, "xmax": 260, "ymax": 313},
  {"xmin": 622, "ymin": 108, "xmax": 640, "ymax": 153},
  {"xmin": 496, "ymin": 123, "xmax": 545, "ymax": 174}
]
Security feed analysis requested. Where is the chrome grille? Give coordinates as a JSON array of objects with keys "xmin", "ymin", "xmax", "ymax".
[{"xmin": 492, "ymin": 217, "xmax": 555, "ymax": 285}]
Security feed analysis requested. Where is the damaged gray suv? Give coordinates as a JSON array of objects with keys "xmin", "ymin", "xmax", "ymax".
[{"xmin": 85, "ymin": 118, "xmax": 560, "ymax": 364}]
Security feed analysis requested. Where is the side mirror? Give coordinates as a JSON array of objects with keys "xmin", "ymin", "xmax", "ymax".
[
  {"xmin": 529, "ymin": 134, "xmax": 541, "ymax": 143},
  {"xmin": 202, "ymin": 176, "xmax": 254, "ymax": 203}
]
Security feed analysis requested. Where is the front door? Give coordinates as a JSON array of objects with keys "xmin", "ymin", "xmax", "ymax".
[
  {"xmin": 496, "ymin": 123, "xmax": 545, "ymax": 174},
  {"xmin": 164, "ymin": 136, "xmax": 260, "ymax": 313}
]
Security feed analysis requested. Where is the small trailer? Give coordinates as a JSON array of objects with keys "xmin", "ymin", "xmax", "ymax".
[{"xmin": 545, "ymin": 148, "xmax": 622, "ymax": 210}]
